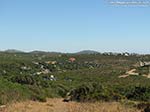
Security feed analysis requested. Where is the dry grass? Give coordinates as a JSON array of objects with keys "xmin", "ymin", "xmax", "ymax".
[{"xmin": 1, "ymin": 98, "xmax": 140, "ymax": 112}]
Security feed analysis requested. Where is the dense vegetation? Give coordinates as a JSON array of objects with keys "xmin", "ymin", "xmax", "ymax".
[{"xmin": 0, "ymin": 51, "xmax": 150, "ymax": 107}]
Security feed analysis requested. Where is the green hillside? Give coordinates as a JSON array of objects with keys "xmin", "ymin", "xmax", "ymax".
[{"xmin": 0, "ymin": 52, "xmax": 150, "ymax": 108}]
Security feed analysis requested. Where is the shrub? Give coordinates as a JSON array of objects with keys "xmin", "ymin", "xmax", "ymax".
[
  {"xmin": 0, "ymin": 78, "xmax": 30, "ymax": 105},
  {"xmin": 125, "ymin": 86, "xmax": 150, "ymax": 101},
  {"xmin": 65, "ymin": 83, "xmax": 123, "ymax": 102}
]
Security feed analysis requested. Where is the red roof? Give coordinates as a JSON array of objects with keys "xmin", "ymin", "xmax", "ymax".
[{"xmin": 69, "ymin": 57, "xmax": 76, "ymax": 62}]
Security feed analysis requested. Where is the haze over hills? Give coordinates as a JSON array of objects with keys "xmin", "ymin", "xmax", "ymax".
[
  {"xmin": 1, "ymin": 49, "xmax": 100, "ymax": 54},
  {"xmin": 76, "ymin": 50, "xmax": 100, "ymax": 54},
  {"xmin": 4, "ymin": 49, "xmax": 24, "ymax": 53},
  {"xmin": 29, "ymin": 50, "xmax": 62, "ymax": 54},
  {"xmin": 0, "ymin": 49, "xmax": 142, "ymax": 55}
]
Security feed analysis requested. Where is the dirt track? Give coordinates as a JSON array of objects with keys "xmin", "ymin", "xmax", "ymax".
[{"xmin": 119, "ymin": 69, "xmax": 139, "ymax": 78}]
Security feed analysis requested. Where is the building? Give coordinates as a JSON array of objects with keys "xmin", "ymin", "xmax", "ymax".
[{"xmin": 69, "ymin": 57, "xmax": 76, "ymax": 62}]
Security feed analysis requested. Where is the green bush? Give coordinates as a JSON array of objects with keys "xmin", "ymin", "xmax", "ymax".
[
  {"xmin": 125, "ymin": 86, "xmax": 150, "ymax": 101},
  {"xmin": 28, "ymin": 85, "xmax": 47, "ymax": 102},
  {"xmin": 0, "ymin": 78, "xmax": 30, "ymax": 105},
  {"xmin": 66, "ymin": 83, "xmax": 123, "ymax": 102}
]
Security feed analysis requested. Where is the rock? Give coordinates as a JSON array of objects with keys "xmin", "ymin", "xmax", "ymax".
[{"xmin": 144, "ymin": 107, "xmax": 150, "ymax": 112}]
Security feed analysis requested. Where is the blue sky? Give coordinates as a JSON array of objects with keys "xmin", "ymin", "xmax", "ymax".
[{"xmin": 0, "ymin": 0, "xmax": 150, "ymax": 53}]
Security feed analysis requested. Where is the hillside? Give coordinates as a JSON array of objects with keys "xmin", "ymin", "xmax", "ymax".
[{"xmin": 0, "ymin": 52, "xmax": 149, "ymax": 111}]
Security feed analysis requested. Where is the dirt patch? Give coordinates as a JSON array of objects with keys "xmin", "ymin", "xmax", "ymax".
[
  {"xmin": 142, "ymin": 74, "xmax": 150, "ymax": 78},
  {"xmin": 118, "ymin": 74, "xmax": 130, "ymax": 78},
  {"xmin": 119, "ymin": 68, "xmax": 150, "ymax": 79},
  {"xmin": 119, "ymin": 69, "xmax": 139, "ymax": 78}
]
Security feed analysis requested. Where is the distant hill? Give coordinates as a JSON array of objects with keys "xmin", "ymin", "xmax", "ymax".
[
  {"xmin": 2, "ymin": 49, "xmax": 100, "ymax": 54},
  {"xmin": 30, "ymin": 51, "xmax": 48, "ymax": 54},
  {"xmin": 30, "ymin": 51, "xmax": 62, "ymax": 55},
  {"xmin": 76, "ymin": 50, "xmax": 100, "ymax": 54},
  {"xmin": 4, "ymin": 49, "xmax": 24, "ymax": 53}
]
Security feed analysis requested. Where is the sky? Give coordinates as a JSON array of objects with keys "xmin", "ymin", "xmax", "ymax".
[{"xmin": 0, "ymin": 0, "xmax": 150, "ymax": 53}]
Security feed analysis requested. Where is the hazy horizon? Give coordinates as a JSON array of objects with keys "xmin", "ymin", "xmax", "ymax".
[
  {"xmin": 0, "ymin": 49, "xmax": 148, "ymax": 55},
  {"xmin": 0, "ymin": 0, "xmax": 150, "ymax": 53}
]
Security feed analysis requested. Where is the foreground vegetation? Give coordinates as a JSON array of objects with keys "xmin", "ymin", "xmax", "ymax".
[{"xmin": 0, "ymin": 51, "xmax": 150, "ymax": 111}]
